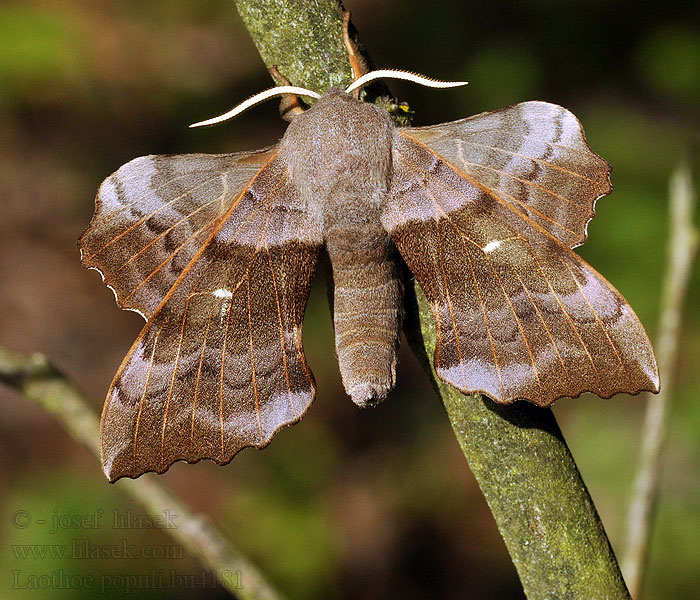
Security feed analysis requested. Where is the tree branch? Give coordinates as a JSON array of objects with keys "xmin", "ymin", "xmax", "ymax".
[
  {"xmin": 0, "ymin": 345, "xmax": 286, "ymax": 600},
  {"xmin": 405, "ymin": 286, "xmax": 629, "ymax": 599},
  {"xmin": 235, "ymin": 0, "xmax": 352, "ymax": 92},
  {"xmin": 232, "ymin": 1, "xmax": 632, "ymax": 597},
  {"xmin": 621, "ymin": 159, "xmax": 699, "ymax": 598}
]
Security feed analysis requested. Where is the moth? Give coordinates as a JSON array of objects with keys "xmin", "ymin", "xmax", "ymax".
[{"xmin": 80, "ymin": 67, "xmax": 659, "ymax": 481}]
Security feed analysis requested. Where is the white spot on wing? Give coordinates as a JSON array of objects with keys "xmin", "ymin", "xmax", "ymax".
[
  {"xmin": 483, "ymin": 240, "xmax": 502, "ymax": 253},
  {"xmin": 213, "ymin": 288, "xmax": 233, "ymax": 322}
]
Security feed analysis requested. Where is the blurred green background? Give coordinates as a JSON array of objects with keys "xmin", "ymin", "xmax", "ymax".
[{"xmin": 0, "ymin": 1, "xmax": 698, "ymax": 598}]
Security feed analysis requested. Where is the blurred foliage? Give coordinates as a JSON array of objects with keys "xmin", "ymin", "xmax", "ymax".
[
  {"xmin": 636, "ymin": 25, "xmax": 700, "ymax": 104},
  {"xmin": 0, "ymin": 0, "xmax": 698, "ymax": 599},
  {"xmin": 0, "ymin": 5, "xmax": 85, "ymax": 106}
]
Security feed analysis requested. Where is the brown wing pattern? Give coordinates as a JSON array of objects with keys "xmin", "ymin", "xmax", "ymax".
[
  {"xmin": 383, "ymin": 132, "xmax": 658, "ymax": 406},
  {"xmin": 79, "ymin": 149, "xmax": 277, "ymax": 318},
  {"xmin": 402, "ymin": 101, "xmax": 612, "ymax": 248},
  {"xmin": 100, "ymin": 154, "xmax": 322, "ymax": 481}
]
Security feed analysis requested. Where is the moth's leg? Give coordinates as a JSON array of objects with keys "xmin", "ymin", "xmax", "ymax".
[
  {"xmin": 268, "ymin": 65, "xmax": 306, "ymax": 122},
  {"xmin": 342, "ymin": 10, "xmax": 370, "ymax": 93}
]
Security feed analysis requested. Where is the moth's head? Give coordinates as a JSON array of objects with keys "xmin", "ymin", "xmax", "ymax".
[
  {"xmin": 309, "ymin": 87, "xmax": 374, "ymax": 114},
  {"xmin": 316, "ymin": 87, "xmax": 354, "ymax": 103},
  {"xmin": 189, "ymin": 70, "xmax": 468, "ymax": 129}
]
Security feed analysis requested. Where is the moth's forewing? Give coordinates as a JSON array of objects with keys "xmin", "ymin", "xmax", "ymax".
[
  {"xmin": 384, "ymin": 105, "xmax": 658, "ymax": 405},
  {"xmin": 83, "ymin": 152, "xmax": 322, "ymax": 481}
]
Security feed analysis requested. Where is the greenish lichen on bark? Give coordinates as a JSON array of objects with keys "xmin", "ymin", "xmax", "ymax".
[
  {"xmin": 235, "ymin": 0, "xmax": 413, "ymax": 124},
  {"xmin": 232, "ymin": 1, "xmax": 632, "ymax": 597},
  {"xmin": 235, "ymin": 0, "xmax": 352, "ymax": 92}
]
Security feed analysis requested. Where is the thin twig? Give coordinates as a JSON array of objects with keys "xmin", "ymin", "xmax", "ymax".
[
  {"xmin": 621, "ymin": 160, "xmax": 699, "ymax": 598},
  {"xmin": 0, "ymin": 345, "xmax": 286, "ymax": 600}
]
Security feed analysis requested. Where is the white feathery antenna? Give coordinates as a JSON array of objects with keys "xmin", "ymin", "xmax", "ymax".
[
  {"xmin": 189, "ymin": 86, "xmax": 321, "ymax": 128},
  {"xmin": 345, "ymin": 69, "xmax": 468, "ymax": 94},
  {"xmin": 189, "ymin": 71, "xmax": 467, "ymax": 128}
]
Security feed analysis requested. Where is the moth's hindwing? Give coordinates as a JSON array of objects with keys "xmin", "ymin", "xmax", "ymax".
[
  {"xmin": 401, "ymin": 101, "xmax": 612, "ymax": 249},
  {"xmin": 79, "ymin": 149, "xmax": 280, "ymax": 318}
]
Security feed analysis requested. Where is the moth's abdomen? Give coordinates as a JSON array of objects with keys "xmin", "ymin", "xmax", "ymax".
[{"xmin": 329, "ymin": 241, "xmax": 404, "ymax": 407}]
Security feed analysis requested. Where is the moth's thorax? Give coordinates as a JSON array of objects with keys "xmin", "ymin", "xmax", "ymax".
[{"xmin": 280, "ymin": 88, "xmax": 395, "ymax": 248}]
